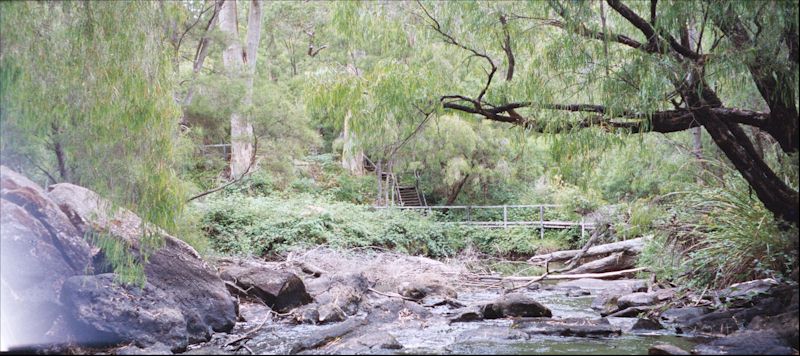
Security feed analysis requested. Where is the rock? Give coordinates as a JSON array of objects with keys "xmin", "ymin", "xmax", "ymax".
[
  {"xmin": 219, "ymin": 260, "xmax": 312, "ymax": 313},
  {"xmin": 115, "ymin": 343, "xmax": 174, "ymax": 355},
  {"xmin": 48, "ymin": 183, "xmax": 237, "ymax": 343},
  {"xmin": 617, "ymin": 292, "xmax": 660, "ymax": 309},
  {"xmin": 420, "ymin": 296, "xmax": 465, "ymax": 308},
  {"xmin": 721, "ymin": 278, "xmax": 779, "ymax": 301},
  {"xmin": 364, "ymin": 298, "xmax": 431, "ymax": 324},
  {"xmin": 481, "ymin": 293, "xmax": 552, "ymax": 319},
  {"xmin": 512, "ymin": 317, "xmax": 621, "ymax": 337},
  {"xmin": 567, "ymin": 289, "xmax": 591, "ymax": 297},
  {"xmin": 630, "ymin": 318, "xmax": 663, "ymax": 331},
  {"xmin": 306, "ymin": 272, "xmax": 368, "ymax": 315},
  {"xmin": 448, "ymin": 306, "xmax": 484, "ymax": 323},
  {"xmin": 691, "ymin": 330, "xmax": 794, "ymax": 355},
  {"xmin": 61, "ymin": 274, "xmax": 188, "ymax": 352},
  {"xmin": 748, "ymin": 311, "xmax": 799, "ymax": 349},
  {"xmin": 682, "ymin": 301, "xmax": 784, "ymax": 335},
  {"xmin": 456, "ymin": 327, "xmax": 529, "ymax": 343},
  {"xmin": 289, "ymin": 317, "xmax": 367, "ymax": 354},
  {"xmin": 659, "ymin": 307, "xmax": 710, "ymax": 324},
  {"xmin": 648, "ymin": 344, "xmax": 690, "ymax": 355},
  {"xmin": 592, "ymin": 293, "xmax": 622, "ymax": 316},
  {"xmin": 607, "ymin": 306, "xmax": 656, "ymax": 318},
  {"xmin": 0, "ymin": 167, "xmax": 93, "ymax": 349},
  {"xmin": 318, "ymin": 303, "xmax": 347, "ymax": 324},
  {"xmin": 181, "ymin": 346, "xmax": 234, "ymax": 355},
  {"xmin": 556, "ymin": 278, "xmax": 647, "ymax": 294},
  {"xmin": 398, "ymin": 279, "xmax": 457, "ymax": 301}
]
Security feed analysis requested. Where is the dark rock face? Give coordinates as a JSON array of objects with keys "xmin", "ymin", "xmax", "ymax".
[
  {"xmin": 691, "ymin": 331, "xmax": 795, "ymax": 355},
  {"xmin": 748, "ymin": 311, "xmax": 799, "ymax": 349},
  {"xmin": 48, "ymin": 183, "xmax": 238, "ymax": 342},
  {"xmin": 219, "ymin": 260, "xmax": 312, "ymax": 313},
  {"xmin": 482, "ymin": 293, "xmax": 552, "ymax": 319},
  {"xmin": 61, "ymin": 274, "xmax": 188, "ymax": 351},
  {"xmin": 449, "ymin": 306, "xmax": 484, "ymax": 323},
  {"xmin": 512, "ymin": 317, "xmax": 621, "ymax": 337},
  {"xmin": 0, "ymin": 167, "xmax": 94, "ymax": 350},
  {"xmin": 629, "ymin": 318, "xmax": 664, "ymax": 331}
]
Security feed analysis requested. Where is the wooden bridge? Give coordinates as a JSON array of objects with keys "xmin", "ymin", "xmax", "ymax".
[{"xmin": 375, "ymin": 204, "xmax": 595, "ymax": 238}]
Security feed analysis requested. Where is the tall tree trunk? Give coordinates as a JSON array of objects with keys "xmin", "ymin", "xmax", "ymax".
[
  {"xmin": 183, "ymin": 0, "xmax": 222, "ymax": 109},
  {"xmin": 341, "ymin": 111, "xmax": 364, "ymax": 175},
  {"xmin": 219, "ymin": 0, "xmax": 262, "ymax": 179}
]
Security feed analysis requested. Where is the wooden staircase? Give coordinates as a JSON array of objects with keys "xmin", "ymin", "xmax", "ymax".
[
  {"xmin": 396, "ymin": 185, "xmax": 423, "ymax": 206},
  {"xmin": 363, "ymin": 155, "xmax": 426, "ymax": 207}
]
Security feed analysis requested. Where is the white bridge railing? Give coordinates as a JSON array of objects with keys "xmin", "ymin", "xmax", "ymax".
[{"xmin": 374, "ymin": 204, "xmax": 594, "ymax": 238}]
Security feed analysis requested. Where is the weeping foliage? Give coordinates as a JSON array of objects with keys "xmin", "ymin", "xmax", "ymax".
[{"xmin": 1, "ymin": 2, "xmax": 184, "ymax": 283}]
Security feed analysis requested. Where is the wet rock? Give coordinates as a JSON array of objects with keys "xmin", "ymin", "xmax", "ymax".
[
  {"xmin": 617, "ymin": 292, "xmax": 660, "ymax": 309},
  {"xmin": 691, "ymin": 330, "xmax": 794, "ymax": 355},
  {"xmin": 420, "ymin": 296, "xmax": 466, "ymax": 309},
  {"xmin": 289, "ymin": 317, "xmax": 367, "ymax": 354},
  {"xmin": 567, "ymin": 289, "xmax": 591, "ymax": 297},
  {"xmin": 482, "ymin": 293, "xmax": 552, "ymax": 319},
  {"xmin": 630, "ymin": 318, "xmax": 663, "ymax": 331},
  {"xmin": 318, "ymin": 303, "xmax": 347, "ymax": 324},
  {"xmin": 556, "ymin": 278, "xmax": 647, "ymax": 294},
  {"xmin": 219, "ymin": 260, "xmax": 312, "ymax": 313},
  {"xmin": 61, "ymin": 274, "xmax": 188, "ymax": 352},
  {"xmin": 295, "ymin": 305, "xmax": 321, "ymax": 325},
  {"xmin": 115, "ymin": 342, "xmax": 174, "ymax": 355},
  {"xmin": 456, "ymin": 327, "xmax": 529, "ymax": 342},
  {"xmin": 682, "ymin": 301, "xmax": 784, "ymax": 335},
  {"xmin": 337, "ymin": 331, "xmax": 403, "ymax": 352},
  {"xmin": 512, "ymin": 317, "xmax": 621, "ymax": 337},
  {"xmin": 659, "ymin": 307, "xmax": 710, "ymax": 324},
  {"xmin": 49, "ymin": 183, "xmax": 238, "ymax": 342},
  {"xmin": 648, "ymin": 343, "xmax": 690, "ymax": 355},
  {"xmin": 364, "ymin": 298, "xmax": 431, "ymax": 324},
  {"xmin": 448, "ymin": 306, "xmax": 484, "ymax": 323},
  {"xmin": 748, "ymin": 311, "xmax": 799, "ymax": 349}
]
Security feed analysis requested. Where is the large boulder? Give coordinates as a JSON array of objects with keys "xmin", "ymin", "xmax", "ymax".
[
  {"xmin": 60, "ymin": 274, "xmax": 188, "ymax": 351},
  {"xmin": 0, "ymin": 167, "xmax": 93, "ymax": 350},
  {"xmin": 47, "ymin": 183, "xmax": 237, "ymax": 342},
  {"xmin": 691, "ymin": 330, "xmax": 794, "ymax": 355},
  {"xmin": 617, "ymin": 292, "xmax": 660, "ymax": 309},
  {"xmin": 219, "ymin": 259, "xmax": 312, "ymax": 312},
  {"xmin": 481, "ymin": 293, "xmax": 552, "ymax": 319},
  {"xmin": 512, "ymin": 317, "xmax": 621, "ymax": 337}
]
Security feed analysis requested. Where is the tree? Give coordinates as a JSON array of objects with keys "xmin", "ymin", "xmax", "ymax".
[
  {"xmin": 418, "ymin": 1, "xmax": 798, "ymax": 225},
  {"xmin": 218, "ymin": 0, "xmax": 263, "ymax": 179}
]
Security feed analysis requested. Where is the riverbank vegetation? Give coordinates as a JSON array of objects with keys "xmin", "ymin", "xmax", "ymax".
[{"xmin": 1, "ymin": 0, "xmax": 797, "ymax": 293}]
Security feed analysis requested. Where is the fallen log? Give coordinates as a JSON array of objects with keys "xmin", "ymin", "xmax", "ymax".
[
  {"xmin": 528, "ymin": 237, "xmax": 646, "ymax": 264},
  {"xmin": 486, "ymin": 267, "xmax": 648, "ymax": 284},
  {"xmin": 565, "ymin": 251, "xmax": 638, "ymax": 275}
]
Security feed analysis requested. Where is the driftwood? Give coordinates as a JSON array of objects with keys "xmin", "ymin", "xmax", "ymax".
[
  {"xmin": 565, "ymin": 251, "xmax": 637, "ymax": 275},
  {"xmin": 552, "ymin": 228, "xmax": 605, "ymax": 273},
  {"xmin": 528, "ymin": 237, "xmax": 645, "ymax": 264}
]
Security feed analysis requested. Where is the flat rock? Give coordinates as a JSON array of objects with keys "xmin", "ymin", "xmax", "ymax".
[
  {"xmin": 115, "ymin": 343, "xmax": 174, "ymax": 355},
  {"xmin": 512, "ymin": 317, "xmax": 621, "ymax": 337},
  {"xmin": 617, "ymin": 292, "xmax": 660, "ymax": 309},
  {"xmin": 748, "ymin": 311, "xmax": 799, "ymax": 349},
  {"xmin": 456, "ymin": 327, "xmax": 529, "ymax": 343},
  {"xmin": 61, "ymin": 274, "xmax": 188, "ymax": 351},
  {"xmin": 448, "ymin": 306, "xmax": 484, "ymax": 323},
  {"xmin": 630, "ymin": 318, "xmax": 664, "ymax": 331},
  {"xmin": 648, "ymin": 344, "xmax": 690, "ymax": 355},
  {"xmin": 659, "ymin": 307, "xmax": 710, "ymax": 324},
  {"xmin": 481, "ymin": 293, "xmax": 552, "ymax": 319},
  {"xmin": 721, "ymin": 279, "xmax": 779, "ymax": 301},
  {"xmin": 305, "ymin": 272, "xmax": 368, "ymax": 315}
]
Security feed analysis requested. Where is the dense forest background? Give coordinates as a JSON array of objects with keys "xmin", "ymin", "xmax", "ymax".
[{"xmin": 1, "ymin": 0, "xmax": 797, "ymax": 289}]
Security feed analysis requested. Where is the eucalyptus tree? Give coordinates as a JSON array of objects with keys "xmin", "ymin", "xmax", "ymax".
[
  {"xmin": 218, "ymin": 0, "xmax": 263, "ymax": 179},
  {"xmin": 416, "ymin": 1, "xmax": 798, "ymax": 225}
]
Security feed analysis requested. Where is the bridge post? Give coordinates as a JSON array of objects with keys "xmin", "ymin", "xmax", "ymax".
[
  {"xmin": 539, "ymin": 205, "xmax": 544, "ymax": 239},
  {"xmin": 503, "ymin": 205, "xmax": 508, "ymax": 230},
  {"xmin": 466, "ymin": 206, "xmax": 471, "ymax": 223},
  {"xmin": 581, "ymin": 217, "xmax": 585, "ymax": 239}
]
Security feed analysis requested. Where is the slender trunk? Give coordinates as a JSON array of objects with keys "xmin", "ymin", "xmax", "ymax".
[
  {"xmin": 341, "ymin": 112, "xmax": 364, "ymax": 175},
  {"xmin": 445, "ymin": 173, "xmax": 470, "ymax": 206},
  {"xmin": 183, "ymin": 0, "xmax": 222, "ymax": 109}
]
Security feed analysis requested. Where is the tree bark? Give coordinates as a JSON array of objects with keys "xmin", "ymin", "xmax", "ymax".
[
  {"xmin": 182, "ymin": 0, "xmax": 222, "ymax": 108},
  {"xmin": 564, "ymin": 251, "xmax": 638, "ymax": 275},
  {"xmin": 219, "ymin": 0, "xmax": 261, "ymax": 179},
  {"xmin": 528, "ymin": 238, "xmax": 645, "ymax": 264}
]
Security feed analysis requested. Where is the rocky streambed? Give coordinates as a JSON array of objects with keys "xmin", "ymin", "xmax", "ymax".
[{"xmin": 1, "ymin": 165, "xmax": 797, "ymax": 355}]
